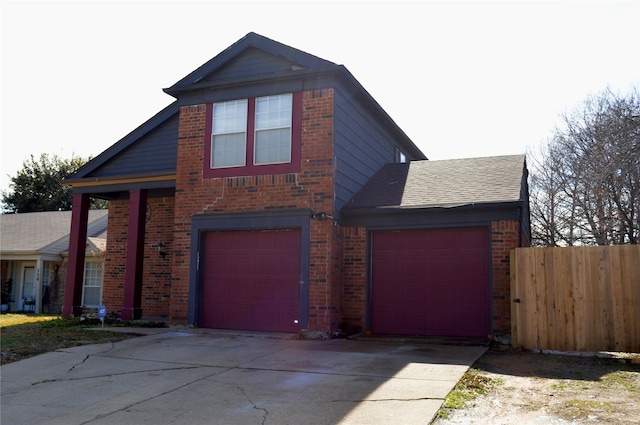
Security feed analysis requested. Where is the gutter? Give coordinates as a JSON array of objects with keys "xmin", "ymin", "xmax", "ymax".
[{"xmin": 342, "ymin": 200, "xmax": 523, "ymax": 217}]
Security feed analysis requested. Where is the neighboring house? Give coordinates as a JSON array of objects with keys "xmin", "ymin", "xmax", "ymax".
[
  {"xmin": 62, "ymin": 32, "xmax": 530, "ymax": 340},
  {"xmin": 0, "ymin": 210, "xmax": 108, "ymax": 314}
]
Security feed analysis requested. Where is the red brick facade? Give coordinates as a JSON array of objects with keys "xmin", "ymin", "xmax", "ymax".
[
  {"xmin": 97, "ymin": 87, "xmax": 524, "ymax": 339},
  {"xmin": 61, "ymin": 34, "xmax": 527, "ymax": 340},
  {"xmin": 491, "ymin": 219, "xmax": 522, "ymax": 337},
  {"xmin": 167, "ymin": 88, "xmax": 337, "ymax": 328},
  {"xmin": 102, "ymin": 200, "xmax": 127, "ymax": 314},
  {"xmin": 103, "ymin": 196, "xmax": 174, "ymax": 319},
  {"xmin": 341, "ymin": 226, "xmax": 367, "ymax": 332}
]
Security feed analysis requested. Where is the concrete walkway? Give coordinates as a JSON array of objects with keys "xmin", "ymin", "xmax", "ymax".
[{"xmin": 1, "ymin": 328, "xmax": 486, "ymax": 425}]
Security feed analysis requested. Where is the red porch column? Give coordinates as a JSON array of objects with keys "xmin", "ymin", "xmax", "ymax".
[
  {"xmin": 121, "ymin": 189, "xmax": 147, "ymax": 320},
  {"xmin": 62, "ymin": 193, "xmax": 90, "ymax": 317}
]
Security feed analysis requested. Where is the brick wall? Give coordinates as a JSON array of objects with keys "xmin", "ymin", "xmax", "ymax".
[
  {"xmin": 330, "ymin": 223, "xmax": 344, "ymax": 332},
  {"xmin": 141, "ymin": 197, "xmax": 174, "ymax": 318},
  {"xmin": 98, "ymin": 87, "xmax": 522, "ymax": 338},
  {"xmin": 340, "ymin": 226, "xmax": 367, "ymax": 332},
  {"xmin": 491, "ymin": 219, "xmax": 521, "ymax": 337},
  {"xmin": 170, "ymin": 103, "xmax": 207, "ymax": 322},
  {"xmin": 171, "ymin": 89, "xmax": 337, "ymax": 330},
  {"xmin": 103, "ymin": 197, "xmax": 175, "ymax": 319}
]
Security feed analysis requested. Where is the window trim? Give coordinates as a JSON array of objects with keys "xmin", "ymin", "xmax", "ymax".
[
  {"xmin": 81, "ymin": 259, "xmax": 103, "ymax": 308},
  {"xmin": 254, "ymin": 93, "xmax": 293, "ymax": 166},
  {"xmin": 210, "ymin": 99, "xmax": 248, "ymax": 169},
  {"xmin": 203, "ymin": 92, "xmax": 302, "ymax": 178}
]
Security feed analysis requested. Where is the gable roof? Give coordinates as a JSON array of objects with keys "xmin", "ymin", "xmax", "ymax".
[
  {"xmin": 64, "ymin": 102, "xmax": 179, "ymax": 185},
  {"xmin": 343, "ymin": 155, "xmax": 527, "ymax": 213},
  {"xmin": 164, "ymin": 32, "xmax": 336, "ymax": 96},
  {"xmin": 0, "ymin": 210, "xmax": 108, "ymax": 255},
  {"xmin": 65, "ymin": 32, "xmax": 425, "ymax": 190}
]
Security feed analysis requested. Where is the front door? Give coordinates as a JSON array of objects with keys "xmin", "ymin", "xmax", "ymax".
[{"xmin": 20, "ymin": 266, "xmax": 36, "ymax": 311}]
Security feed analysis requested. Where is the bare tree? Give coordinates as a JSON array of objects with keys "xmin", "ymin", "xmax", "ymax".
[
  {"xmin": 530, "ymin": 87, "xmax": 639, "ymax": 246},
  {"xmin": 529, "ymin": 144, "xmax": 577, "ymax": 246}
]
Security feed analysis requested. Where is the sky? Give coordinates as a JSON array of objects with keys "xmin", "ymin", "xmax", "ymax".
[{"xmin": 1, "ymin": 0, "xmax": 639, "ymax": 197}]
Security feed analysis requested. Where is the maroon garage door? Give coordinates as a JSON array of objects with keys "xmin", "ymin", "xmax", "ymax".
[
  {"xmin": 371, "ymin": 227, "xmax": 490, "ymax": 337},
  {"xmin": 201, "ymin": 229, "xmax": 301, "ymax": 332}
]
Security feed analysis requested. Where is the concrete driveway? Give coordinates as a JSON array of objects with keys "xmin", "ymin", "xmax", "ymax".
[{"xmin": 1, "ymin": 328, "xmax": 486, "ymax": 425}]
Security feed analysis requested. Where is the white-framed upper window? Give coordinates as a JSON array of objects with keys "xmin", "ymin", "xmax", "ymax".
[
  {"xmin": 211, "ymin": 99, "xmax": 248, "ymax": 168},
  {"xmin": 82, "ymin": 260, "xmax": 103, "ymax": 307},
  {"xmin": 205, "ymin": 92, "xmax": 300, "ymax": 178},
  {"xmin": 254, "ymin": 93, "xmax": 292, "ymax": 165}
]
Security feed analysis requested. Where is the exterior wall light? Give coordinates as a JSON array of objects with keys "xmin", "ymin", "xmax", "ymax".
[
  {"xmin": 157, "ymin": 243, "xmax": 166, "ymax": 258},
  {"xmin": 311, "ymin": 212, "xmax": 333, "ymax": 221}
]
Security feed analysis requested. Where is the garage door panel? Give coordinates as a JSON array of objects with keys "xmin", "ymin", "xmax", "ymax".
[
  {"xmin": 201, "ymin": 229, "xmax": 301, "ymax": 333},
  {"xmin": 460, "ymin": 286, "xmax": 487, "ymax": 303},
  {"xmin": 371, "ymin": 227, "xmax": 490, "ymax": 337}
]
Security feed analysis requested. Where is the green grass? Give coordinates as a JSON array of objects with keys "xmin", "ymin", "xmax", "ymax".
[
  {"xmin": 549, "ymin": 367, "xmax": 640, "ymax": 394},
  {"xmin": 437, "ymin": 368, "xmax": 499, "ymax": 419},
  {"xmin": 0, "ymin": 313, "xmax": 59, "ymax": 327},
  {"xmin": 600, "ymin": 370, "xmax": 640, "ymax": 392},
  {"xmin": 0, "ymin": 314, "xmax": 149, "ymax": 365},
  {"xmin": 558, "ymin": 399, "xmax": 615, "ymax": 420}
]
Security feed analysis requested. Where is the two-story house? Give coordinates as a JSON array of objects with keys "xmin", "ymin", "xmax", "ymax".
[{"xmin": 63, "ymin": 33, "xmax": 529, "ymax": 341}]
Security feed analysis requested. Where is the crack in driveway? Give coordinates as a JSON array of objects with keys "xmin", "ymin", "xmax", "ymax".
[
  {"xmin": 4, "ymin": 334, "xmax": 477, "ymax": 424},
  {"xmin": 232, "ymin": 381, "xmax": 269, "ymax": 425},
  {"xmin": 34, "ymin": 364, "xmax": 210, "ymax": 385},
  {"xmin": 66, "ymin": 354, "xmax": 90, "ymax": 374},
  {"xmin": 77, "ymin": 369, "xmax": 231, "ymax": 425},
  {"xmin": 30, "ymin": 343, "xmax": 281, "ymax": 424}
]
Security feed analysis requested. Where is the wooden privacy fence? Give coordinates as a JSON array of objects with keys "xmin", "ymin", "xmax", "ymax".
[{"xmin": 510, "ymin": 245, "xmax": 640, "ymax": 353}]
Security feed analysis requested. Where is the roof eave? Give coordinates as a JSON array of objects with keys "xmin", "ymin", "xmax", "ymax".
[
  {"xmin": 342, "ymin": 199, "xmax": 525, "ymax": 217},
  {"xmin": 0, "ymin": 251, "xmax": 63, "ymax": 261},
  {"xmin": 63, "ymin": 102, "xmax": 180, "ymax": 182},
  {"xmin": 64, "ymin": 171, "xmax": 176, "ymax": 187},
  {"xmin": 165, "ymin": 65, "xmax": 425, "ymax": 160},
  {"xmin": 163, "ymin": 66, "xmax": 340, "ymax": 97}
]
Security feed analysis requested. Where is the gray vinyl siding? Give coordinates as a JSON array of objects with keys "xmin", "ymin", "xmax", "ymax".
[
  {"xmin": 334, "ymin": 89, "xmax": 400, "ymax": 217},
  {"xmin": 203, "ymin": 48, "xmax": 298, "ymax": 83},
  {"xmin": 87, "ymin": 113, "xmax": 179, "ymax": 178}
]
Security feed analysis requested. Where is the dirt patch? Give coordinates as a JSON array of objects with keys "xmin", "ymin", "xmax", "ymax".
[{"xmin": 434, "ymin": 347, "xmax": 640, "ymax": 425}]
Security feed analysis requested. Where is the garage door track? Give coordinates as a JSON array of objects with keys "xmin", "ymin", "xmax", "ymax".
[{"xmin": 1, "ymin": 329, "xmax": 486, "ymax": 424}]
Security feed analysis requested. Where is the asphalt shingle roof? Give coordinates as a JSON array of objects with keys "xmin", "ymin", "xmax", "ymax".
[
  {"xmin": 344, "ymin": 154, "xmax": 526, "ymax": 212},
  {"xmin": 0, "ymin": 210, "xmax": 108, "ymax": 254}
]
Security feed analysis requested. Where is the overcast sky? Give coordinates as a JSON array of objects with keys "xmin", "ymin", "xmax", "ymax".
[{"xmin": 1, "ymin": 0, "xmax": 639, "ymax": 196}]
